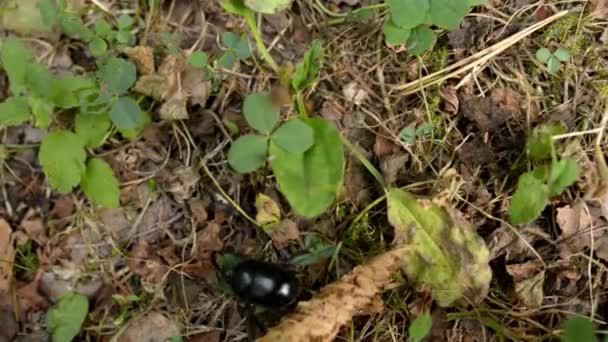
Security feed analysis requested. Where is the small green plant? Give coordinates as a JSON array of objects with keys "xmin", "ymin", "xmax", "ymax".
[
  {"xmin": 399, "ymin": 123, "xmax": 434, "ymax": 144},
  {"xmin": 536, "ymin": 47, "xmax": 571, "ymax": 74},
  {"xmin": 561, "ymin": 316, "xmax": 597, "ymax": 342},
  {"xmin": 409, "ymin": 312, "xmax": 432, "ymax": 342},
  {"xmin": 0, "ymin": 38, "xmax": 150, "ymax": 208},
  {"xmin": 289, "ymin": 234, "xmax": 338, "ymax": 266},
  {"xmin": 509, "ymin": 123, "xmax": 581, "ymax": 225},
  {"xmin": 47, "ymin": 291, "xmax": 89, "ymax": 342},
  {"xmin": 215, "ymin": 31, "xmax": 253, "ymax": 70},
  {"xmin": 382, "ymin": 0, "xmax": 486, "ymax": 55}
]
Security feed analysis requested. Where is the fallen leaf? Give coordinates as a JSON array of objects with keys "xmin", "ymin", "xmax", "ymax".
[
  {"xmin": 513, "ymin": 269, "xmax": 545, "ymax": 308},
  {"xmin": 320, "ymin": 100, "xmax": 344, "ymax": 121},
  {"xmin": 439, "ymin": 86, "xmax": 459, "ymax": 114},
  {"xmin": 255, "ymin": 193, "xmax": 282, "ymax": 230},
  {"xmin": 373, "ymin": 134, "xmax": 394, "ymax": 157},
  {"xmin": 51, "ymin": 196, "xmax": 75, "ymax": 218},
  {"xmin": 556, "ymin": 201, "xmax": 608, "ymax": 260},
  {"xmin": 188, "ymin": 198, "xmax": 209, "ymax": 225},
  {"xmin": 189, "ymin": 331, "xmax": 221, "ymax": 342},
  {"xmin": 19, "ymin": 210, "xmax": 47, "ymax": 245},
  {"xmin": 387, "ymin": 189, "xmax": 492, "ymax": 307},
  {"xmin": 99, "ymin": 208, "xmax": 132, "ymax": 243},
  {"xmin": 196, "ymin": 223, "xmax": 223, "ymax": 256},
  {"xmin": 381, "ymin": 152, "xmax": 409, "ymax": 186},
  {"xmin": 534, "ymin": 5, "xmax": 553, "ymax": 21},
  {"xmin": 168, "ymin": 166, "xmax": 201, "ymax": 203},
  {"xmin": 447, "ymin": 18, "xmax": 491, "ymax": 50},
  {"xmin": 159, "ymin": 96, "xmax": 189, "ymax": 120},
  {"xmin": 0, "ymin": 219, "xmax": 15, "ymax": 293},
  {"xmin": 127, "ymin": 240, "xmax": 165, "ymax": 284},
  {"xmin": 0, "ymin": 309, "xmax": 18, "ymax": 342},
  {"xmin": 342, "ymin": 81, "xmax": 369, "ymax": 105},
  {"xmin": 506, "ymin": 260, "xmax": 544, "ymax": 282},
  {"xmin": 139, "ymin": 195, "xmax": 174, "ymax": 243},
  {"xmin": 118, "ymin": 311, "xmax": 181, "ymax": 342},
  {"xmin": 270, "ymin": 219, "xmax": 300, "ymax": 250},
  {"xmin": 120, "ymin": 46, "xmax": 155, "ymax": 75},
  {"xmin": 491, "ymin": 87, "xmax": 521, "ymax": 113},
  {"xmin": 459, "ymin": 94, "xmax": 510, "ymax": 132},
  {"xmin": 591, "ymin": 0, "xmax": 608, "ymax": 19},
  {"xmin": 14, "ymin": 277, "xmax": 49, "ymax": 320},
  {"xmin": 487, "ymin": 224, "xmax": 549, "ymax": 262}
]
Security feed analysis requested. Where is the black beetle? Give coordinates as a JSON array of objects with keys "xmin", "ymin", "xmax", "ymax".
[{"xmin": 224, "ymin": 259, "xmax": 299, "ymax": 309}]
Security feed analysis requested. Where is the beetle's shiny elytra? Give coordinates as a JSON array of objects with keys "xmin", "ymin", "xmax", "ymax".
[{"xmin": 227, "ymin": 259, "xmax": 299, "ymax": 309}]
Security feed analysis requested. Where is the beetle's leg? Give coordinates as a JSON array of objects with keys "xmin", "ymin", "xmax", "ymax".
[{"xmin": 245, "ymin": 303, "xmax": 256, "ymax": 342}]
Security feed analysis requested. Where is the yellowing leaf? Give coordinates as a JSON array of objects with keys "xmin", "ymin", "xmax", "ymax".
[
  {"xmin": 255, "ymin": 193, "xmax": 282, "ymax": 231},
  {"xmin": 244, "ymin": 0, "xmax": 294, "ymax": 13},
  {"xmin": 386, "ymin": 188, "xmax": 492, "ymax": 307}
]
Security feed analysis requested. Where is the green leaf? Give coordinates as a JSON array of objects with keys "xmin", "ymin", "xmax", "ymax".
[
  {"xmin": 243, "ymin": 92, "xmax": 280, "ymax": 134},
  {"xmin": 39, "ymin": 0, "xmax": 60, "ymax": 26},
  {"xmin": 24, "ymin": 63, "xmax": 54, "ymax": 98},
  {"xmin": 0, "ymin": 96, "xmax": 31, "ymax": 126},
  {"xmin": 80, "ymin": 158, "xmax": 120, "ymax": 208},
  {"xmin": 109, "ymin": 97, "xmax": 147, "ymax": 132},
  {"xmin": 115, "ymin": 31, "xmax": 134, "ymax": 45},
  {"xmin": 547, "ymin": 56, "xmax": 561, "ymax": 74},
  {"xmin": 89, "ymin": 38, "xmax": 108, "ymax": 56},
  {"xmin": 469, "ymin": 0, "xmax": 486, "ymax": 5},
  {"xmin": 387, "ymin": 188, "xmax": 492, "ymax": 306},
  {"xmin": 217, "ymin": 51, "xmax": 237, "ymax": 70},
  {"xmin": 270, "ymin": 119, "xmax": 314, "ymax": 154},
  {"xmin": 400, "ymin": 127, "xmax": 417, "ymax": 144},
  {"xmin": 189, "ymin": 51, "xmax": 209, "ymax": 68},
  {"xmin": 100, "ymin": 57, "xmax": 137, "ymax": 95},
  {"xmin": 234, "ymin": 37, "xmax": 252, "ymax": 60},
  {"xmin": 509, "ymin": 172, "xmax": 550, "ymax": 225},
  {"xmin": 228, "ymin": 134, "xmax": 268, "ymax": 173},
  {"xmin": 535, "ymin": 47, "xmax": 552, "ymax": 63},
  {"xmin": 386, "ymin": 0, "xmax": 428, "ymax": 29},
  {"xmin": 561, "ymin": 316, "xmax": 597, "ymax": 342},
  {"xmin": 415, "ymin": 122, "xmax": 434, "ymax": 137},
  {"xmin": 554, "ymin": 48, "xmax": 571, "ymax": 62},
  {"xmin": 526, "ymin": 123, "xmax": 565, "ymax": 161},
  {"xmin": 94, "ymin": 19, "xmax": 113, "ymax": 38},
  {"xmin": 29, "ymin": 97, "xmax": 54, "ymax": 128},
  {"xmin": 269, "ymin": 118, "xmax": 344, "ymax": 218},
  {"xmin": 0, "ymin": 37, "xmax": 35, "ymax": 94},
  {"xmin": 292, "ymin": 40, "xmax": 324, "ymax": 92},
  {"xmin": 428, "ymin": 0, "xmax": 470, "ymax": 29},
  {"xmin": 549, "ymin": 159, "xmax": 580, "ymax": 195},
  {"xmin": 50, "ymin": 75, "xmax": 96, "ymax": 109},
  {"xmin": 346, "ymin": 8, "xmax": 374, "ymax": 23},
  {"xmin": 383, "ymin": 18, "xmax": 411, "ymax": 45},
  {"xmin": 75, "ymin": 112, "xmax": 111, "ymax": 148},
  {"xmin": 407, "ymin": 25, "xmax": 437, "ymax": 56},
  {"xmin": 47, "ymin": 292, "xmax": 89, "ymax": 342},
  {"xmin": 409, "ymin": 313, "xmax": 433, "ymax": 342},
  {"xmin": 117, "ymin": 14, "xmax": 134, "ymax": 30},
  {"xmin": 219, "ymin": 0, "xmax": 253, "ymax": 16},
  {"xmin": 39, "ymin": 131, "xmax": 86, "ymax": 194},
  {"xmin": 60, "ymin": 13, "xmax": 94, "ymax": 41},
  {"xmin": 244, "ymin": 0, "xmax": 294, "ymax": 13}
]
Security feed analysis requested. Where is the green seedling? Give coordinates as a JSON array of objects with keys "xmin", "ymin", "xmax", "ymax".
[
  {"xmin": 47, "ymin": 292, "xmax": 89, "ymax": 342},
  {"xmin": 216, "ymin": 31, "xmax": 252, "ymax": 70},
  {"xmin": 536, "ymin": 47, "xmax": 571, "ymax": 74},
  {"xmin": 382, "ymin": 0, "xmax": 486, "ymax": 55},
  {"xmin": 160, "ymin": 31, "xmax": 183, "ymax": 55},
  {"xmin": 509, "ymin": 123, "xmax": 581, "ymax": 225},
  {"xmin": 0, "ymin": 38, "xmax": 150, "ymax": 208},
  {"xmin": 399, "ymin": 122, "xmax": 433, "ymax": 144},
  {"xmin": 289, "ymin": 234, "xmax": 338, "ymax": 266}
]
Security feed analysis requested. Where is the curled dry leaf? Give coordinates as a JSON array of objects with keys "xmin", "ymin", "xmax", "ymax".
[
  {"xmin": 120, "ymin": 46, "xmax": 155, "ymax": 75},
  {"xmin": 196, "ymin": 222, "xmax": 223, "ymax": 256},
  {"xmin": 270, "ymin": 219, "xmax": 300, "ymax": 250},
  {"xmin": 127, "ymin": 240, "xmax": 165, "ymax": 285},
  {"xmin": 387, "ymin": 189, "xmax": 492, "ymax": 307},
  {"xmin": 556, "ymin": 201, "xmax": 608, "ymax": 260},
  {"xmin": 255, "ymin": 193, "xmax": 282, "ymax": 230},
  {"xmin": 0, "ymin": 219, "xmax": 15, "ymax": 293},
  {"xmin": 342, "ymin": 81, "xmax": 369, "ymax": 105},
  {"xmin": 439, "ymin": 85, "xmax": 459, "ymax": 114},
  {"xmin": 118, "ymin": 311, "xmax": 181, "ymax": 342},
  {"xmin": 507, "ymin": 261, "xmax": 545, "ymax": 309},
  {"xmin": 257, "ymin": 247, "xmax": 407, "ymax": 342}
]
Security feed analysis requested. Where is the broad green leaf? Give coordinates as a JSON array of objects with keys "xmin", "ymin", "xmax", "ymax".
[
  {"xmin": 115, "ymin": 30, "xmax": 135, "ymax": 45},
  {"xmin": 189, "ymin": 51, "xmax": 209, "ymax": 68},
  {"xmin": 409, "ymin": 313, "xmax": 432, "ymax": 342},
  {"xmin": 387, "ymin": 188, "xmax": 492, "ymax": 307},
  {"xmin": 549, "ymin": 159, "xmax": 580, "ymax": 195},
  {"xmin": 0, "ymin": 37, "xmax": 35, "ymax": 94},
  {"xmin": 270, "ymin": 119, "xmax": 314, "ymax": 154},
  {"xmin": 269, "ymin": 118, "xmax": 344, "ymax": 218},
  {"xmin": 407, "ymin": 25, "xmax": 437, "ymax": 55},
  {"xmin": 386, "ymin": 0, "xmax": 428, "ymax": 29},
  {"xmin": 39, "ymin": 0, "xmax": 60, "ymax": 26},
  {"xmin": 509, "ymin": 172, "xmax": 550, "ymax": 225},
  {"xmin": 415, "ymin": 122, "xmax": 434, "ymax": 137},
  {"xmin": 547, "ymin": 56, "xmax": 561, "ymax": 74},
  {"xmin": 100, "ymin": 57, "xmax": 137, "ymax": 95},
  {"xmin": 526, "ymin": 123, "xmax": 566, "ymax": 161},
  {"xmin": 243, "ymin": 92, "xmax": 280, "ymax": 134},
  {"xmin": 0, "ymin": 96, "xmax": 31, "ymax": 126},
  {"xmin": 25, "ymin": 63, "xmax": 54, "ymax": 98},
  {"xmin": 60, "ymin": 13, "xmax": 94, "ymax": 41},
  {"xmin": 234, "ymin": 38, "xmax": 252, "ymax": 60},
  {"xmin": 428, "ymin": 0, "xmax": 470, "ymax": 29},
  {"xmin": 244, "ymin": 0, "xmax": 293, "ymax": 13},
  {"xmin": 75, "ymin": 112, "xmax": 111, "ymax": 148},
  {"xmin": 94, "ymin": 19, "xmax": 113, "ymax": 38},
  {"xmin": 346, "ymin": 8, "xmax": 374, "ymax": 23},
  {"xmin": 292, "ymin": 40, "xmax": 324, "ymax": 92},
  {"xmin": 117, "ymin": 14, "xmax": 134, "ymax": 29},
  {"xmin": 109, "ymin": 97, "xmax": 147, "ymax": 132},
  {"xmin": 561, "ymin": 317, "xmax": 597, "ymax": 342},
  {"xmin": 223, "ymin": 32, "xmax": 241, "ymax": 49},
  {"xmin": 219, "ymin": 0, "xmax": 253, "ymax": 16},
  {"xmin": 39, "ymin": 131, "xmax": 86, "ymax": 193},
  {"xmin": 383, "ymin": 19, "xmax": 411, "ymax": 45},
  {"xmin": 89, "ymin": 38, "xmax": 108, "ymax": 56},
  {"xmin": 50, "ymin": 75, "xmax": 96, "ymax": 108},
  {"xmin": 554, "ymin": 48, "xmax": 571, "ymax": 62},
  {"xmin": 255, "ymin": 193, "xmax": 281, "ymax": 231},
  {"xmin": 0, "ymin": 0, "xmax": 54, "ymax": 35},
  {"xmin": 469, "ymin": 0, "xmax": 486, "ymax": 5},
  {"xmin": 228, "ymin": 134, "xmax": 268, "ymax": 173},
  {"xmin": 80, "ymin": 158, "xmax": 119, "ymax": 208},
  {"xmin": 47, "ymin": 292, "xmax": 89, "ymax": 342},
  {"xmin": 29, "ymin": 97, "xmax": 54, "ymax": 128},
  {"xmin": 400, "ymin": 127, "xmax": 417, "ymax": 144},
  {"xmin": 217, "ymin": 51, "xmax": 237, "ymax": 70},
  {"xmin": 78, "ymin": 88, "xmax": 114, "ymax": 115},
  {"xmin": 535, "ymin": 48, "xmax": 552, "ymax": 63}
]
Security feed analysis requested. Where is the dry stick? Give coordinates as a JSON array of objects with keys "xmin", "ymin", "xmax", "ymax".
[{"xmin": 390, "ymin": 10, "xmax": 569, "ymax": 96}]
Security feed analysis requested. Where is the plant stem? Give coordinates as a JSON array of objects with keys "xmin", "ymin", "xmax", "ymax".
[
  {"xmin": 245, "ymin": 13, "xmax": 279, "ymax": 74},
  {"xmin": 340, "ymin": 135, "xmax": 385, "ymax": 189},
  {"xmin": 295, "ymin": 92, "xmax": 309, "ymax": 118}
]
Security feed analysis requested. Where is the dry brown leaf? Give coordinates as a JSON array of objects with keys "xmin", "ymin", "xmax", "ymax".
[
  {"xmin": 440, "ymin": 85, "xmax": 459, "ymax": 114},
  {"xmin": 491, "ymin": 87, "xmax": 521, "ymax": 113},
  {"xmin": 373, "ymin": 134, "xmax": 394, "ymax": 157},
  {"xmin": 196, "ymin": 223, "xmax": 223, "ymax": 256},
  {"xmin": 188, "ymin": 198, "xmax": 209, "ymax": 225},
  {"xmin": 556, "ymin": 201, "xmax": 608, "ymax": 260},
  {"xmin": 121, "ymin": 46, "xmax": 155, "ymax": 75},
  {"xmin": 19, "ymin": 209, "xmax": 47, "ymax": 245},
  {"xmin": 188, "ymin": 331, "xmax": 221, "ymax": 342},
  {"xmin": 506, "ymin": 260, "xmax": 544, "ymax": 282},
  {"xmin": 591, "ymin": 0, "xmax": 608, "ymax": 19},
  {"xmin": 487, "ymin": 225, "xmax": 549, "ymax": 262},
  {"xmin": 270, "ymin": 219, "xmax": 300, "ymax": 250},
  {"xmin": 168, "ymin": 166, "xmax": 201, "ymax": 203},
  {"xmin": 0, "ymin": 219, "xmax": 15, "ymax": 293},
  {"xmin": 0, "ymin": 308, "xmax": 18, "ymax": 342},
  {"xmin": 127, "ymin": 240, "xmax": 165, "ymax": 284},
  {"xmin": 513, "ymin": 269, "xmax": 545, "ymax": 308},
  {"xmin": 257, "ymin": 247, "xmax": 406, "ymax": 342},
  {"xmin": 342, "ymin": 81, "xmax": 369, "ymax": 105},
  {"xmin": 51, "ymin": 196, "xmax": 75, "ymax": 218},
  {"xmin": 118, "ymin": 311, "xmax": 181, "ymax": 342},
  {"xmin": 320, "ymin": 101, "xmax": 344, "ymax": 121},
  {"xmin": 159, "ymin": 96, "xmax": 189, "ymax": 120}
]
